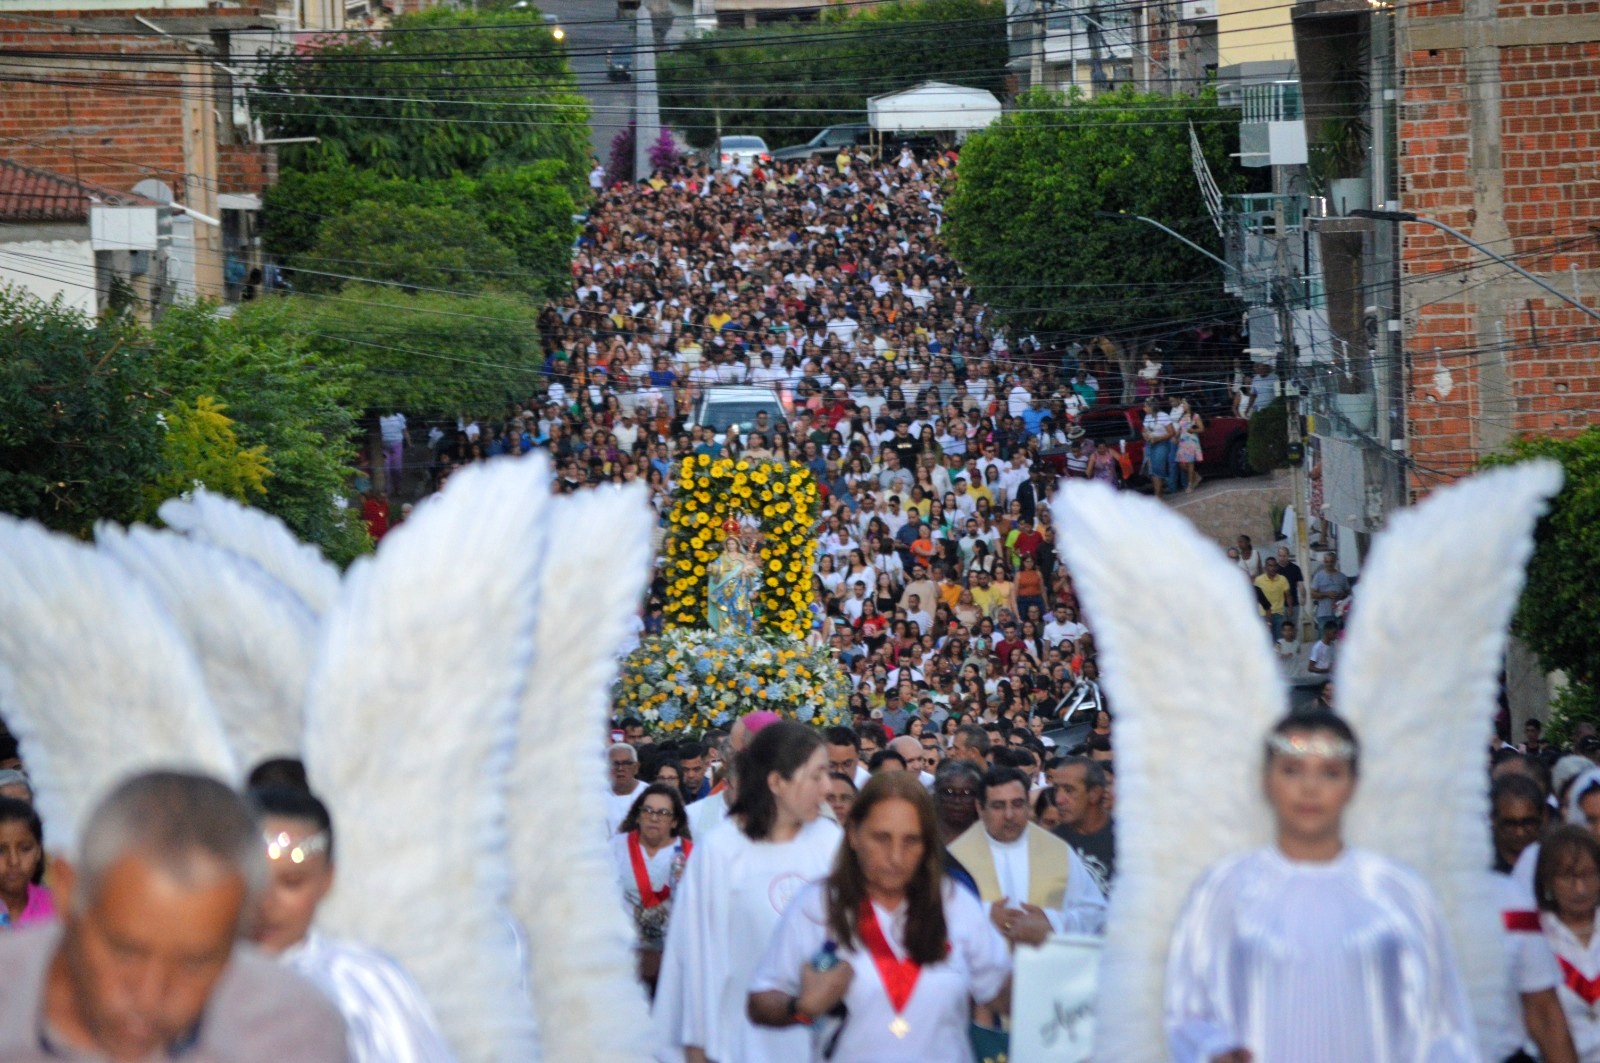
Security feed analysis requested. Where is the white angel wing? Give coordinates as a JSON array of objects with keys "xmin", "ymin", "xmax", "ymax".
[
  {"xmin": 1050, "ymin": 480, "xmax": 1284, "ymax": 1063},
  {"xmin": 158, "ymin": 488, "xmax": 341, "ymax": 616},
  {"xmin": 95, "ymin": 523, "xmax": 317, "ymax": 771},
  {"xmin": 509, "ymin": 486, "xmax": 656, "ymax": 1062},
  {"xmin": 0, "ymin": 516, "xmax": 237, "ymax": 854},
  {"xmin": 1339, "ymin": 461, "xmax": 1562, "ymax": 1052},
  {"xmin": 303, "ymin": 456, "xmax": 551, "ymax": 1063}
]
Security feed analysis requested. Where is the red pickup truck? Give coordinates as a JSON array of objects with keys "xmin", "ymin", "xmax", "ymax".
[{"xmin": 1040, "ymin": 405, "xmax": 1253, "ymax": 486}]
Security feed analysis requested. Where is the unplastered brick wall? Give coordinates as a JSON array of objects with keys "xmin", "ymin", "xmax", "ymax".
[{"xmin": 1398, "ymin": 19, "xmax": 1600, "ymax": 492}]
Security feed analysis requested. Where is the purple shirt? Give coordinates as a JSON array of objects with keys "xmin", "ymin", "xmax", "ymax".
[{"xmin": 13, "ymin": 883, "xmax": 54, "ymax": 927}]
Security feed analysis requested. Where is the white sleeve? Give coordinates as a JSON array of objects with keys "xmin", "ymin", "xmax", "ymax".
[
  {"xmin": 750, "ymin": 884, "xmax": 826, "ymax": 996},
  {"xmin": 950, "ymin": 886, "xmax": 1012, "ymax": 1006},
  {"xmin": 1514, "ymin": 928, "xmax": 1561, "ymax": 994},
  {"xmin": 1164, "ymin": 870, "xmax": 1243, "ymax": 1063},
  {"xmin": 1045, "ymin": 847, "xmax": 1108, "ymax": 936}
]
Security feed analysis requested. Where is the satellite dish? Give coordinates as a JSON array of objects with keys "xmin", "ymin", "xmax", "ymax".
[{"xmin": 132, "ymin": 179, "xmax": 174, "ymax": 205}]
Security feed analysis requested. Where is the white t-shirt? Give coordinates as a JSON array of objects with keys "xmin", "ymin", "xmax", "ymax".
[
  {"xmin": 604, "ymin": 780, "xmax": 647, "ymax": 836},
  {"xmin": 379, "ymin": 413, "xmax": 407, "ymax": 445},
  {"xmin": 1484, "ymin": 871, "xmax": 1559, "ymax": 1062},
  {"xmin": 751, "ymin": 881, "xmax": 1010, "ymax": 1063}
]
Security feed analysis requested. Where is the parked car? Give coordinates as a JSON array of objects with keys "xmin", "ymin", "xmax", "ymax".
[
  {"xmin": 1039, "ymin": 404, "xmax": 1253, "ymax": 486},
  {"xmin": 771, "ymin": 124, "xmax": 871, "ymax": 162},
  {"xmin": 689, "ymin": 385, "xmax": 789, "ymax": 441},
  {"xmin": 605, "ymin": 48, "xmax": 633, "ymax": 81},
  {"xmin": 713, "ymin": 135, "xmax": 771, "ymax": 171}
]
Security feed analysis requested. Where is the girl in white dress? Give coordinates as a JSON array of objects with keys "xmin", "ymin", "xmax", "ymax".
[
  {"xmin": 749, "ymin": 772, "xmax": 1011, "ymax": 1062},
  {"xmin": 1165, "ymin": 710, "xmax": 1478, "ymax": 1063},
  {"xmin": 653, "ymin": 721, "xmax": 841, "ymax": 1063},
  {"xmin": 1536, "ymin": 825, "xmax": 1600, "ymax": 1061}
]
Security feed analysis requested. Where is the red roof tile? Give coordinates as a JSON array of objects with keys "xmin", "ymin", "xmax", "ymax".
[{"xmin": 0, "ymin": 157, "xmax": 159, "ymax": 223}]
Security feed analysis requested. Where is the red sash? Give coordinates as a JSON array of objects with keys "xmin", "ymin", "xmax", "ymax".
[
  {"xmin": 1503, "ymin": 909, "xmax": 1542, "ymax": 932},
  {"xmin": 858, "ymin": 900, "xmax": 923, "ymax": 1013},
  {"xmin": 628, "ymin": 834, "xmax": 691, "ymax": 909},
  {"xmin": 1559, "ymin": 957, "xmax": 1600, "ymax": 1006}
]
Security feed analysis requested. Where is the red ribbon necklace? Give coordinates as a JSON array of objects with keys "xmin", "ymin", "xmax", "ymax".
[
  {"xmin": 1559, "ymin": 956, "xmax": 1600, "ymax": 1006},
  {"xmin": 857, "ymin": 898, "xmax": 923, "ymax": 1033},
  {"xmin": 628, "ymin": 833, "xmax": 690, "ymax": 909}
]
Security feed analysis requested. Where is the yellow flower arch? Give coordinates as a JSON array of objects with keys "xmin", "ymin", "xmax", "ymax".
[{"xmin": 663, "ymin": 457, "xmax": 821, "ymax": 642}]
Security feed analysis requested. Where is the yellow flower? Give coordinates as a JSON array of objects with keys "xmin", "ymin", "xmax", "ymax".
[{"xmin": 697, "ymin": 454, "xmax": 709, "ymax": 466}]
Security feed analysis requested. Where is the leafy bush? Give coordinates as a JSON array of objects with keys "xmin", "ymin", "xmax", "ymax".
[
  {"xmin": 1246, "ymin": 400, "xmax": 1289, "ymax": 474},
  {"xmin": 303, "ymin": 202, "xmax": 524, "ymax": 296}
]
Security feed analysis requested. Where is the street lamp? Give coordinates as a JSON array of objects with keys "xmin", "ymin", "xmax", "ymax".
[
  {"xmin": 1094, "ymin": 210, "xmax": 1238, "ymax": 276},
  {"xmin": 1349, "ymin": 208, "xmax": 1600, "ymax": 323}
]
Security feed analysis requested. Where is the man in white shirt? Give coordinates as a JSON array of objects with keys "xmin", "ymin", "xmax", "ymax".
[
  {"xmin": 1043, "ymin": 607, "xmax": 1089, "ymax": 649},
  {"xmin": 998, "ymin": 452, "xmax": 1031, "ymax": 504},
  {"xmin": 947, "ymin": 767, "xmax": 1107, "ymax": 944},
  {"xmin": 840, "ymin": 581, "xmax": 869, "ymax": 623},
  {"xmin": 825, "ymin": 306, "xmax": 858, "ymax": 346},
  {"xmin": 603, "ymin": 742, "xmax": 647, "ymax": 835},
  {"xmin": 905, "ymin": 593, "xmax": 934, "ymax": 637},
  {"xmin": 1007, "ymin": 379, "xmax": 1032, "ymax": 418}
]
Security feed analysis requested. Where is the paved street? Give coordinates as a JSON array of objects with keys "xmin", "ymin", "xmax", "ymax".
[{"xmin": 535, "ymin": 0, "xmax": 638, "ymax": 161}]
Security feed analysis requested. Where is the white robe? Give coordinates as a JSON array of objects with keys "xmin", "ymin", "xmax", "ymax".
[
  {"xmin": 652, "ymin": 815, "xmax": 842, "ymax": 1063},
  {"xmin": 1164, "ymin": 846, "xmax": 1478, "ymax": 1063},
  {"xmin": 282, "ymin": 931, "xmax": 456, "ymax": 1063},
  {"xmin": 750, "ymin": 881, "xmax": 1010, "ymax": 1063}
]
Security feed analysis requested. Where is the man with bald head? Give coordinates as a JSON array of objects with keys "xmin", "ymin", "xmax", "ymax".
[
  {"xmin": 0, "ymin": 770, "xmax": 349, "ymax": 1061},
  {"xmin": 888, "ymin": 735, "xmax": 936, "ymax": 790}
]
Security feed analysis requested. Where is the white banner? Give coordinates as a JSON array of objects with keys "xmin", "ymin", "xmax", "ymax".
[{"xmin": 1009, "ymin": 933, "xmax": 1101, "ymax": 1063}]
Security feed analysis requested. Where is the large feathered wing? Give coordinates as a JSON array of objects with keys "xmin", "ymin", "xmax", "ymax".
[
  {"xmin": 95, "ymin": 523, "xmax": 317, "ymax": 771},
  {"xmin": 158, "ymin": 488, "xmax": 342, "ymax": 616},
  {"xmin": 303, "ymin": 457, "xmax": 552, "ymax": 1063},
  {"xmin": 1339, "ymin": 461, "xmax": 1562, "ymax": 1053},
  {"xmin": 1050, "ymin": 480, "xmax": 1284, "ymax": 1063},
  {"xmin": 509, "ymin": 486, "xmax": 656, "ymax": 1062},
  {"xmin": 0, "ymin": 517, "xmax": 236, "ymax": 854}
]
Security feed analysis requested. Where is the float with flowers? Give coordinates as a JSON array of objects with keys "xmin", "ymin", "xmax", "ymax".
[{"xmin": 614, "ymin": 456, "xmax": 850, "ymax": 734}]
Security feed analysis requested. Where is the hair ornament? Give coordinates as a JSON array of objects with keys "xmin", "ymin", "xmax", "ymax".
[
  {"xmin": 264, "ymin": 829, "xmax": 329, "ymax": 864},
  {"xmin": 1267, "ymin": 732, "xmax": 1356, "ymax": 761}
]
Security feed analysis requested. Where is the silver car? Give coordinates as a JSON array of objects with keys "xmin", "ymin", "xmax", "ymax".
[{"xmin": 715, "ymin": 135, "xmax": 770, "ymax": 172}]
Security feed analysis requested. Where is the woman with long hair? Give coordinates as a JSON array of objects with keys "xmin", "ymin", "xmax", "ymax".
[
  {"xmin": 612, "ymin": 783, "xmax": 693, "ymax": 993},
  {"xmin": 0, "ymin": 796, "xmax": 51, "ymax": 928},
  {"xmin": 1165, "ymin": 710, "xmax": 1476, "ymax": 1062},
  {"xmin": 655, "ymin": 722, "xmax": 840, "ymax": 1063},
  {"xmin": 749, "ymin": 772, "xmax": 1011, "ymax": 1060}
]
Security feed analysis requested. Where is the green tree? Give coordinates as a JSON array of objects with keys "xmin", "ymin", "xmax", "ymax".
[
  {"xmin": 1482, "ymin": 429, "xmax": 1600, "ymax": 735},
  {"xmin": 659, "ymin": 0, "xmax": 1008, "ymax": 150},
  {"xmin": 302, "ymin": 202, "xmax": 524, "ymax": 296},
  {"xmin": 257, "ymin": 285, "xmax": 545, "ymax": 416},
  {"xmin": 945, "ymin": 88, "xmax": 1248, "ymax": 340},
  {"xmin": 261, "ymin": 164, "xmax": 577, "ymax": 299},
  {"xmin": 0, "ymin": 287, "xmax": 163, "ymax": 536},
  {"xmin": 143, "ymin": 396, "xmax": 272, "ymax": 514},
  {"xmin": 149, "ymin": 302, "xmax": 371, "ymax": 565},
  {"xmin": 252, "ymin": 7, "xmax": 590, "ymax": 193}
]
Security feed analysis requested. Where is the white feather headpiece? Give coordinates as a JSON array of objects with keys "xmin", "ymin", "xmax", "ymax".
[{"xmin": 1051, "ymin": 461, "xmax": 1562, "ymax": 1063}]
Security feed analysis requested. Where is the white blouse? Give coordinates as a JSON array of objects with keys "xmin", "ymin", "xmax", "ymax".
[
  {"xmin": 751, "ymin": 880, "xmax": 1011, "ymax": 1063},
  {"xmin": 1542, "ymin": 910, "xmax": 1600, "ymax": 1062}
]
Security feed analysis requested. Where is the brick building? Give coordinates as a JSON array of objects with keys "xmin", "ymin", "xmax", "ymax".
[
  {"xmin": 1397, "ymin": 8, "xmax": 1600, "ymax": 487},
  {"xmin": 0, "ymin": 3, "xmax": 305, "ymax": 309}
]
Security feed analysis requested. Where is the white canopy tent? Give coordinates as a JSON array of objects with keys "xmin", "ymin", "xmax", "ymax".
[{"xmin": 866, "ymin": 81, "xmax": 1002, "ymax": 137}]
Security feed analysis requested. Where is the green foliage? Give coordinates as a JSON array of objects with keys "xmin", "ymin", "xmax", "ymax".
[
  {"xmin": 261, "ymin": 164, "xmax": 577, "ymax": 299},
  {"xmin": 945, "ymin": 87, "xmax": 1248, "ymax": 335},
  {"xmin": 303, "ymin": 202, "xmax": 524, "ymax": 296},
  {"xmin": 1247, "ymin": 400, "xmax": 1288, "ymax": 473},
  {"xmin": 660, "ymin": 0, "xmax": 1007, "ymax": 150},
  {"xmin": 0, "ymin": 287, "xmax": 163, "ymax": 536},
  {"xmin": 149, "ymin": 302, "xmax": 371, "ymax": 566},
  {"xmin": 1544, "ymin": 683, "xmax": 1600, "ymax": 751},
  {"xmin": 1482, "ymin": 429, "xmax": 1600, "ymax": 719},
  {"xmin": 144, "ymin": 396, "xmax": 272, "ymax": 514},
  {"xmin": 260, "ymin": 285, "xmax": 544, "ymax": 416},
  {"xmin": 253, "ymin": 7, "xmax": 590, "ymax": 193}
]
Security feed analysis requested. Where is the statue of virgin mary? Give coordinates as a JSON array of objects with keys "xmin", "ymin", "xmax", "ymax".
[{"xmin": 706, "ymin": 535, "xmax": 758, "ymax": 635}]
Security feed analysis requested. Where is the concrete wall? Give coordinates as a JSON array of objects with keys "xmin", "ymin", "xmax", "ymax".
[{"xmin": 0, "ymin": 227, "xmax": 97, "ymax": 313}]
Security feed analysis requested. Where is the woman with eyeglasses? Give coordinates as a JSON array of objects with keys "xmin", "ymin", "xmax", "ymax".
[
  {"xmin": 749, "ymin": 772, "xmax": 1011, "ymax": 1061},
  {"xmin": 1535, "ymin": 824, "xmax": 1600, "ymax": 1062},
  {"xmin": 615, "ymin": 783, "xmax": 693, "ymax": 994}
]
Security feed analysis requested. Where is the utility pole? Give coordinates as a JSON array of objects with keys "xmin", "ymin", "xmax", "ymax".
[{"xmin": 633, "ymin": 7, "xmax": 661, "ymax": 183}]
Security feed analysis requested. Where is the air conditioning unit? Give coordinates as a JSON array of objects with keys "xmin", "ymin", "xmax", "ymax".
[{"xmin": 1181, "ymin": 0, "xmax": 1215, "ymax": 18}]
